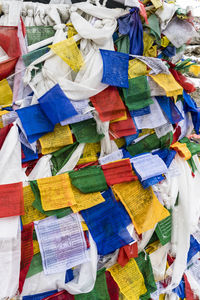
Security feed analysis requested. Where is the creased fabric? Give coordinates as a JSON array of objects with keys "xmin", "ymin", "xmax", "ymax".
[
  {"xmin": 118, "ymin": 8, "xmax": 143, "ymax": 55},
  {"xmin": 0, "ymin": 181, "xmax": 24, "ymax": 218},
  {"xmin": 19, "ymin": 222, "xmax": 34, "ymax": 293},
  {"xmin": 31, "ymin": 180, "xmax": 72, "ymax": 219},
  {"xmin": 37, "ymin": 173, "xmax": 75, "ymax": 211},
  {"xmin": 39, "ymin": 124, "xmax": 73, "ymax": 155},
  {"xmin": 17, "ymin": 104, "xmax": 54, "ymax": 143},
  {"xmin": 107, "ymin": 258, "xmax": 147, "ymax": 300},
  {"xmin": 74, "ymin": 268, "xmax": 110, "ymax": 300},
  {"xmin": 35, "ymin": 214, "xmax": 89, "ymax": 275},
  {"xmin": 38, "ymin": 84, "xmax": 78, "ymax": 125},
  {"xmin": 70, "ymin": 119, "xmax": 104, "ymax": 143},
  {"xmin": 22, "ymin": 185, "xmax": 46, "ymax": 225},
  {"xmin": 156, "ymin": 96, "xmax": 183, "ymax": 124},
  {"xmin": 101, "ymin": 158, "xmax": 137, "ymax": 185},
  {"xmin": 109, "ymin": 111, "xmax": 137, "ymax": 139},
  {"xmin": 100, "ymin": 49, "xmax": 129, "ymax": 88},
  {"xmin": 112, "ymin": 181, "xmax": 170, "ymax": 234},
  {"xmin": 69, "ymin": 166, "xmax": 108, "ymax": 193},
  {"xmin": 122, "ymin": 76, "xmax": 153, "ymax": 111},
  {"xmin": 81, "ymin": 188, "xmax": 133, "ymax": 255},
  {"xmin": 90, "ymin": 86, "xmax": 126, "ymax": 122},
  {"xmin": 131, "ymin": 153, "xmax": 168, "ymax": 181}
]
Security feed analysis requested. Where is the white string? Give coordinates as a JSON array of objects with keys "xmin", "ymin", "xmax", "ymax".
[{"xmin": 6, "ymin": 67, "xmax": 27, "ymax": 80}]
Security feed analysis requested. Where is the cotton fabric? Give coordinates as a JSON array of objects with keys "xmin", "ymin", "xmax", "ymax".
[
  {"xmin": 108, "ymin": 259, "xmax": 147, "ymax": 300},
  {"xmin": 81, "ymin": 188, "xmax": 133, "ymax": 255},
  {"xmin": 118, "ymin": 8, "xmax": 143, "ymax": 55},
  {"xmin": 101, "ymin": 158, "xmax": 137, "ymax": 185},
  {"xmin": 51, "ymin": 143, "xmax": 79, "ymax": 176},
  {"xmin": 100, "ymin": 49, "xmax": 129, "ymax": 88},
  {"xmin": 156, "ymin": 96, "xmax": 183, "ymax": 124},
  {"xmin": 31, "ymin": 180, "xmax": 73, "ymax": 219},
  {"xmin": 155, "ymin": 211, "xmax": 172, "ymax": 245},
  {"xmin": 109, "ymin": 111, "xmax": 137, "ymax": 139},
  {"xmin": 23, "ymin": 290, "xmax": 58, "ymax": 300},
  {"xmin": 135, "ymin": 252, "xmax": 157, "ymax": 300},
  {"xmin": 0, "ymin": 26, "xmax": 21, "ymax": 80},
  {"xmin": 19, "ymin": 222, "xmax": 34, "ymax": 293},
  {"xmin": 39, "ymin": 124, "xmax": 73, "ymax": 155},
  {"xmin": 127, "ymin": 132, "xmax": 173, "ymax": 157},
  {"xmin": 69, "ymin": 166, "xmax": 108, "ymax": 193},
  {"xmin": 0, "ymin": 79, "xmax": 13, "ymax": 106},
  {"xmin": 112, "ymin": 181, "xmax": 170, "ymax": 234},
  {"xmin": 133, "ymin": 97, "xmax": 168, "ymax": 130},
  {"xmin": 70, "ymin": 119, "xmax": 104, "ymax": 143},
  {"xmin": 38, "ymin": 84, "xmax": 78, "ymax": 126},
  {"xmin": 17, "ymin": 104, "xmax": 54, "ymax": 143},
  {"xmin": 35, "ymin": 214, "xmax": 88, "ymax": 275},
  {"xmin": 71, "ymin": 186, "xmax": 105, "ymax": 213},
  {"xmin": 75, "ymin": 268, "xmax": 110, "ymax": 300},
  {"xmin": 60, "ymin": 100, "xmax": 93, "ymax": 126},
  {"xmin": 131, "ymin": 153, "xmax": 168, "ymax": 181},
  {"xmin": 90, "ymin": 86, "xmax": 126, "ymax": 122},
  {"xmin": 22, "ymin": 185, "xmax": 46, "ymax": 225},
  {"xmin": 26, "ymin": 26, "xmax": 55, "ymax": 46},
  {"xmin": 26, "ymin": 252, "xmax": 43, "ymax": 278},
  {"xmin": 123, "ymin": 76, "xmax": 153, "ymax": 110},
  {"xmin": 49, "ymin": 37, "xmax": 84, "ymax": 72},
  {"xmin": 0, "ymin": 182, "xmax": 24, "ymax": 218},
  {"xmin": 37, "ymin": 173, "xmax": 75, "ymax": 211},
  {"xmin": 150, "ymin": 73, "xmax": 183, "ymax": 98}
]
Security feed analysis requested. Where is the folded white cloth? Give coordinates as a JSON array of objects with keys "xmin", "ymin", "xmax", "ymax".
[
  {"xmin": 131, "ymin": 153, "xmax": 168, "ymax": 181},
  {"xmin": 134, "ymin": 97, "xmax": 167, "ymax": 130}
]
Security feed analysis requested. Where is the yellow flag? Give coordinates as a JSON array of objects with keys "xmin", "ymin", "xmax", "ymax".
[
  {"xmin": 139, "ymin": 129, "xmax": 155, "ymax": 137},
  {"xmin": 49, "ymin": 37, "xmax": 84, "ymax": 72},
  {"xmin": 151, "ymin": 0, "xmax": 163, "ymax": 9},
  {"xmin": 77, "ymin": 143, "xmax": 100, "ymax": 165},
  {"xmin": 150, "ymin": 73, "xmax": 183, "ymax": 97},
  {"xmin": 22, "ymin": 185, "xmax": 46, "ymax": 225},
  {"xmin": 112, "ymin": 181, "xmax": 170, "ymax": 234},
  {"xmin": 71, "ymin": 185, "xmax": 105, "ymax": 213},
  {"xmin": 114, "ymin": 138, "xmax": 126, "ymax": 148},
  {"xmin": 170, "ymin": 142, "xmax": 191, "ymax": 160},
  {"xmin": 37, "ymin": 173, "xmax": 76, "ymax": 211},
  {"xmin": 145, "ymin": 240, "xmax": 161, "ymax": 254},
  {"xmin": 143, "ymin": 32, "xmax": 157, "ymax": 58},
  {"xmin": 0, "ymin": 79, "xmax": 13, "ymax": 106},
  {"xmin": 128, "ymin": 59, "xmax": 148, "ymax": 79},
  {"xmin": 110, "ymin": 111, "xmax": 128, "ymax": 123},
  {"xmin": 39, "ymin": 124, "xmax": 73, "ymax": 155},
  {"xmin": 66, "ymin": 23, "xmax": 78, "ymax": 38},
  {"xmin": 161, "ymin": 36, "xmax": 170, "ymax": 48},
  {"xmin": 108, "ymin": 259, "xmax": 147, "ymax": 300},
  {"xmin": 189, "ymin": 65, "xmax": 200, "ymax": 77},
  {"xmin": 33, "ymin": 240, "xmax": 40, "ymax": 255}
]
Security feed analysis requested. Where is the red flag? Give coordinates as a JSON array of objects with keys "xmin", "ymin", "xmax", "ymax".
[
  {"xmin": 117, "ymin": 242, "xmax": 138, "ymax": 267},
  {"xmin": 102, "ymin": 158, "xmax": 137, "ymax": 186},
  {"xmin": 0, "ymin": 182, "xmax": 24, "ymax": 217},
  {"xmin": 109, "ymin": 111, "xmax": 137, "ymax": 140},
  {"xmin": 19, "ymin": 223, "xmax": 34, "ymax": 293},
  {"xmin": 90, "ymin": 86, "xmax": 126, "ymax": 122}
]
